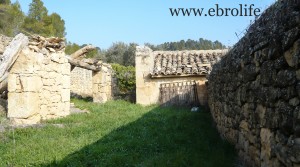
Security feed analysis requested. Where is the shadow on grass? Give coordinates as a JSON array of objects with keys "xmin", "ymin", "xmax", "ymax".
[{"xmin": 42, "ymin": 105, "xmax": 236, "ymax": 167}]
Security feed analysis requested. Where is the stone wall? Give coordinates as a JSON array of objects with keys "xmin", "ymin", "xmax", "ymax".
[
  {"xmin": 92, "ymin": 64, "xmax": 113, "ymax": 103},
  {"xmin": 7, "ymin": 47, "xmax": 70, "ymax": 125},
  {"xmin": 70, "ymin": 63, "xmax": 113, "ymax": 103},
  {"xmin": 135, "ymin": 47, "xmax": 226, "ymax": 106},
  {"xmin": 71, "ymin": 67, "xmax": 93, "ymax": 98},
  {"xmin": 208, "ymin": 1, "xmax": 300, "ymax": 166}
]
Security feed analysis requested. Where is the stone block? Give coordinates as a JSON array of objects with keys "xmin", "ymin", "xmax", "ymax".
[
  {"xmin": 290, "ymin": 98, "xmax": 300, "ymax": 107},
  {"xmin": 7, "ymin": 92, "xmax": 39, "ymax": 119},
  {"xmin": 8, "ymin": 74, "xmax": 18, "ymax": 92},
  {"xmin": 62, "ymin": 75, "xmax": 70, "ymax": 89},
  {"xmin": 42, "ymin": 78, "xmax": 55, "ymax": 86},
  {"xmin": 40, "ymin": 105, "xmax": 48, "ymax": 120},
  {"xmin": 56, "ymin": 102, "xmax": 70, "ymax": 117},
  {"xmin": 61, "ymin": 89, "xmax": 70, "ymax": 102},
  {"xmin": 260, "ymin": 128, "xmax": 273, "ymax": 160},
  {"xmin": 10, "ymin": 114, "xmax": 41, "ymax": 125},
  {"xmin": 9, "ymin": 50, "xmax": 35, "ymax": 74},
  {"xmin": 92, "ymin": 72, "xmax": 102, "ymax": 84},
  {"xmin": 256, "ymin": 104, "xmax": 266, "ymax": 126},
  {"xmin": 61, "ymin": 63, "xmax": 71, "ymax": 75},
  {"xmin": 64, "ymin": 101, "xmax": 70, "ymax": 113},
  {"xmin": 50, "ymin": 94, "xmax": 61, "ymax": 103},
  {"xmin": 48, "ymin": 105, "xmax": 58, "ymax": 115},
  {"xmin": 101, "ymin": 66, "xmax": 108, "ymax": 72},
  {"xmin": 50, "ymin": 53, "xmax": 60, "ymax": 63},
  {"xmin": 44, "ymin": 84, "xmax": 60, "ymax": 92},
  {"xmin": 40, "ymin": 89, "xmax": 51, "ymax": 103},
  {"xmin": 93, "ymin": 83, "xmax": 99, "ymax": 93},
  {"xmin": 19, "ymin": 75, "xmax": 43, "ymax": 92},
  {"xmin": 284, "ymin": 39, "xmax": 300, "ymax": 68}
]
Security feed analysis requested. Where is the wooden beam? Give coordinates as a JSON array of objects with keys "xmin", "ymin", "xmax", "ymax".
[
  {"xmin": 71, "ymin": 45, "xmax": 96, "ymax": 59},
  {"xmin": 66, "ymin": 56, "xmax": 101, "ymax": 71},
  {"xmin": 0, "ymin": 33, "xmax": 28, "ymax": 78}
]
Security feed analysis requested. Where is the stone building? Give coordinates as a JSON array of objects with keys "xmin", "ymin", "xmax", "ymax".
[
  {"xmin": 135, "ymin": 46, "xmax": 227, "ymax": 106},
  {"xmin": 0, "ymin": 33, "xmax": 114, "ymax": 125},
  {"xmin": 5, "ymin": 34, "xmax": 71, "ymax": 125}
]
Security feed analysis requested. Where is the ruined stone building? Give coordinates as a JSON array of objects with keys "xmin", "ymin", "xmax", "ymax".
[
  {"xmin": 135, "ymin": 47, "xmax": 227, "ymax": 106},
  {"xmin": 70, "ymin": 64, "xmax": 113, "ymax": 103},
  {"xmin": 0, "ymin": 33, "xmax": 113, "ymax": 125},
  {"xmin": 71, "ymin": 67, "xmax": 93, "ymax": 98}
]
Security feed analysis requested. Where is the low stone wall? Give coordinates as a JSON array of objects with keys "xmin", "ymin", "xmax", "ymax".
[
  {"xmin": 208, "ymin": 1, "xmax": 300, "ymax": 166},
  {"xmin": 71, "ymin": 67, "xmax": 93, "ymax": 98},
  {"xmin": 7, "ymin": 47, "xmax": 70, "ymax": 125}
]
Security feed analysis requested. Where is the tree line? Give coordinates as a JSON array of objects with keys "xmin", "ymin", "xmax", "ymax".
[
  {"xmin": 95, "ymin": 39, "xmax": 226, "ymax": 67},
  {"xmin": 0, "ymin": 0, "xmax": 226, "ymax": 67},
  {"xmin": 0, "ymin": 0, "xmax": 65, "ymax": 37},
  {"xmin": 145, "ymin": 38, "xmax": 226, "ymax": 51}
]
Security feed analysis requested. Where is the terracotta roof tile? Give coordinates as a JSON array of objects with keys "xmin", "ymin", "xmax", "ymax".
[{"xmin": 151, "ymin": 51, "xmax": 225, "ymax": 76}]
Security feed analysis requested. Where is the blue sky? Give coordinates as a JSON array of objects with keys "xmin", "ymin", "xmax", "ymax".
[{"xmin": 14, "ymin": 0, "xmax": 275, "ymax": 49}]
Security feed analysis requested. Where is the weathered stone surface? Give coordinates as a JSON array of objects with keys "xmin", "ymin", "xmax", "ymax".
[
  {"xmin": 20, "ymin": 75, "xmax": 43, "ymax": 92},
  {"xmin": 275, "ymin": 70, "xmax": 296, "ymax": 87},
  {"xmin": 260, "ymin": 129, "xmax": 274, "ymax": 161},
  {"xmin": 208, "ymin": 1, "xmax": 300, "ymax": 166},
  {"xmin": 260, "ymin": 61, "xmax": 276, "ymax": 85},
  {"xmin": 7, "ymin": 92, "xmax": 39, "ymax": 119},
  {"xmin": 290, "ymin": 98, "xmax": 300, "ymax": 107},
  {"xmin": 284, "ymin": 39, "xmax": 300, "ymax": 68},
  {"xmin": 61, "ymin": 89, "xmax": 70, "ymax": 102},
  {"xmin": 11, "ymin": 114, "xmax": 41, "ymax": 125},
  {"xmin": 71, "ymin": 67, "xmax": 93, "ymax": 97},
  {"xmin": 92, "ymin": 64, "xmax": 113, "ymax": 103},
  {"xmin": 7, "ymin": 38, "xmax": 71, "ymax": 125}
]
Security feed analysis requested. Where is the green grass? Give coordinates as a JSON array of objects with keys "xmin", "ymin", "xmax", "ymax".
[{"xmin": 0, "ymin": 99, "xmax": 236, "ymax": 167}]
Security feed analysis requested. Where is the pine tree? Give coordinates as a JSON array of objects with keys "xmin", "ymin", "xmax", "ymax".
[
  {"xmin": 28, "ymin": 0, "xmax": 47, "ymax": 21},
  {"xmin": 23, "ymin": 0, "xmax": 65, "ymax": 37},
  {"xmin": 0, "ymin": 0, "xmax": 10, "ymax": 5},
  {"xmin": 0, "ymin": 1, "xmax": 24, "ymax": 36}
]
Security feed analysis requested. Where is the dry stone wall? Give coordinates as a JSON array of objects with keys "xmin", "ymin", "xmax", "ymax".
[
  {"xmin": 208, "ymin": 1, "xmax": 300, "ymax": 167},
  {"xmin": 8, "ymin": 47, "xmax": 70, "ymax": 125},
  {"xmin": 92, "ymin": 64, "xmax": 113, "ymax": 103},
  {"xmin": 71, "ymin": 67, "xmax": 93, "ymax": 98},
  {"xmin": 1, "ymin": 33, "xmax": 114, "ymax": 125},
  {"xmin": 70, "ymin": 64, "xmax": 113, "ymax": 103}
]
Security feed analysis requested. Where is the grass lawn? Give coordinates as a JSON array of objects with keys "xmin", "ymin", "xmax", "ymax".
[{"xmin": 0, "ymin": 99, "xmax": 236, "ymax": 167}]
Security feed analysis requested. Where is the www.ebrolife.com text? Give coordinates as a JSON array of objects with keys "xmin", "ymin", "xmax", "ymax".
[{"xmin": 170, "ymin": 4, "xmax": 261, "ymax": 17}]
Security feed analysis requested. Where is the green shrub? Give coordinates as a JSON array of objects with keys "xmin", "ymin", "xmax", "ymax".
[{"xmin": 111, "ymin": 63, "xmax": 135, "ymax": 93}]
